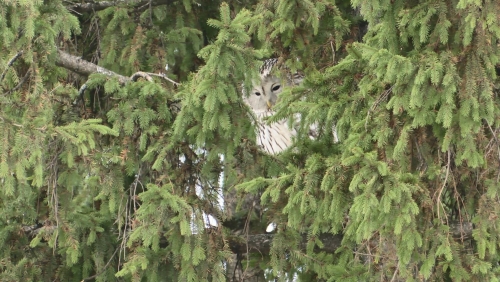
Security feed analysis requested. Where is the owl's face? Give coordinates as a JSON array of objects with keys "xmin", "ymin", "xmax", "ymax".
[{"xmin": 244, "ymin": 75, "xmax": 283, "ymax": 113}]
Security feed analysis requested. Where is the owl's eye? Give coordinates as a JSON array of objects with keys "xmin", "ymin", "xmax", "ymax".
[
  {"xmin": 254, "ymin": 91, "xmax": 261, "ymax": 96},
  {"xmin": 272, "ymin": 84, "xmax": 281, "ymax": 92}
]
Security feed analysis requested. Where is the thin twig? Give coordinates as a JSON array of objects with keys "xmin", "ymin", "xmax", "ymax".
[
  {"xmin": 62, "ymin": 0, "xmax": 83, "ymax": 15},
  {"xmin": 365, "ymin": 85, "xmax": 393, "ymax": 130},
  {"xmin": 48, "ymin": 148, "xmax": 60, "ymax": 255},
  {"xmin": 5, "ymin": 69, "xmax": 31, "ymax": 95},
  {"xmin": 242, "ymin": 202, "xmax": 254, "ymax": 278},
  {"xmin": 147, "ymin": 72, "xmax": 181, "ymax": 86},
  {"xmin": 72, "ymin": 83, "xmax": 88, "ymax": 105},
  {"xmin": 330, "ymin": 40, "xmax": 336, "ymax": 64},
  {"xmin": 131, "ymin": 167, "xmax": 143, "ymax": 213},
  {"xmin": 129, "ymin": 71, "xmax": 181, "ymax": 86},
  {"xmin": 352, "ymin": 251, "xmax": 386, "ymax": 259},
  {"xmin": 81, "ymin": 246, "xmax": 120, "ymax": 281},
  {"xmin": 485, "ymin": 119, "xmax": 500, "ymax": 167},
  {"xmin": 0, "ymin": 116, "xmax": 23, "ymax": 127},
  {"xmin": 0, "ymin": 51, "xmax": 23, "ymax": 83},
  {"xmin": 413, "ymin": 137, "xmax": 428, "ymax": 174},
  {"xmin": 485, "ymin": 119, "xmax": 499, "ymax": 144},
  {"xmin": 390, "ymin": 261, "xmax": 400, "ymax": 282},
  {"xmin": 436, "ymin": 150, "xmax": 450, "ymax": 221}
]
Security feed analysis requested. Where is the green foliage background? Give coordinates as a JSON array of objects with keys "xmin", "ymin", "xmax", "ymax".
[{"xmin": 0, "ymin": 0, "xmax": 499, "ymax": 281}]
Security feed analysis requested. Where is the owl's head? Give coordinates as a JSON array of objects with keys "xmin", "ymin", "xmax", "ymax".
[
  {"xmin": 243, "ymin": 75, "xmax": 283, "ymax": 113},
  {"xmin": 243, "ymin": 59, "xmax": 303, "ymax": 113}
]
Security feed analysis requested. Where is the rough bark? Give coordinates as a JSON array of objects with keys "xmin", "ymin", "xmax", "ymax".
[{"xmin": 55, "ymin": 49, "xmax": 130, "ymax": 83}]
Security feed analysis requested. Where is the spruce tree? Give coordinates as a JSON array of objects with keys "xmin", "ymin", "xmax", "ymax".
[{"xmin": 0, "ymin": 0, "xmax": 499, "ymax": 281}]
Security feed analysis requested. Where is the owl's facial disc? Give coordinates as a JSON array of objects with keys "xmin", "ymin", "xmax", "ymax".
[{"xmin": 244, "ymin": 73, "xmax": 285, "ymax": 113}]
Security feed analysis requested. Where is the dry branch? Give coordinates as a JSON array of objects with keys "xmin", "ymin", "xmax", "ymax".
[
  {"xmin": 55, "ymin": 49, "xmax": 179, "ymax": 85},
  {"xmin": 55, "ymin": 49, "xmax": 179, "ymax": 104},
  {"xmin": 55, "ymin": 49, "xmax": 129, "ymax": 84}
]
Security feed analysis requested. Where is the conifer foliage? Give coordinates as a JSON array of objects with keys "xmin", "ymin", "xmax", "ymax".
[{"xmin": 0, "ymin": 0, "xmax": 499, "ymax": 281}]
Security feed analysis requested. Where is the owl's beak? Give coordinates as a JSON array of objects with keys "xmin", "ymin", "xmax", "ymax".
[{"xmin": 266, "ymin": 100, "xmax": 272, "ymax": 109}]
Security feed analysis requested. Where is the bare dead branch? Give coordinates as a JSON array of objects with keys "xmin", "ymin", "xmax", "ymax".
[
  {"xmin": 144, "ymin": 72, "xmax": 181, "ymax": 86},
  {"xmin": 56, "ymin": 50, "xmax": 180, "ymax": 87},
  {"xmin": 57, "ymin": 50, "xmax": 180, "ymax": 105},
  {"xmin": 55, "ymin": 49, "xmax": 129, "ymax": 84}
]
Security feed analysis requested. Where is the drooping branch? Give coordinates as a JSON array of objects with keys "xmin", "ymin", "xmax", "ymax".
[{"xmin": 66, "ymin": 0, "xmax": 176, "ymax": 14}]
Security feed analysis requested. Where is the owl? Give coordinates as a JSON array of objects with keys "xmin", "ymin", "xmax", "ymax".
[{"xmin": 243, "ymin": 59, "xmax": 301, "ymax": 155}]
